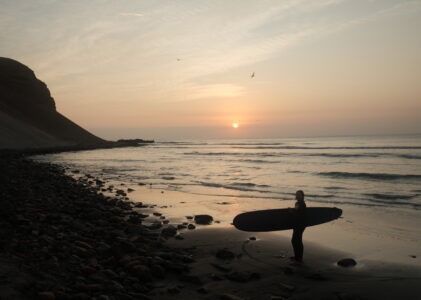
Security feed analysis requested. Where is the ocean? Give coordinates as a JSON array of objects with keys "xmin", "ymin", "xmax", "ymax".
[{"xmin": 33, "ymin": 135, "xmax": 421, "ymax": 264}]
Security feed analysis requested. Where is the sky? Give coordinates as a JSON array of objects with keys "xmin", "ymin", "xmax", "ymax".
[{"xmin": 1, "ymin": 0, "xmax": 421, "ymax": 140}]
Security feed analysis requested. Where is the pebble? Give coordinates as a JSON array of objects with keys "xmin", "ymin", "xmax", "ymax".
[
  {"xmin": 161, "ymin": 226, "xmax": 177, "ymax": 237},
  {"xmin": 279, "ymin": 282, "xmax": 295, "ymax": 292},
  {"xmin": 37, "ymin": 291, "xmax": 55, "ymax": 300},
  {"xmin": 220, "ymin": 294, "xmax": 244, "ymax": 300},
  {"xmin": 197, "ymin": 287, "xmax": 208, "ymax": 294},
  {"xmin": 337, "ymin": 258, "xmax": 357, "ymax": 267},
  {"xmin": 194, "ymin": 214, "xmax": 213, "ymax": 225}
]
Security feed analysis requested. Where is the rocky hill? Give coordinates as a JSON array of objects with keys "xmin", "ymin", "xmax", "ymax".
[{"xmin": 0, "ymin": 57, "xmax": 105, "ymax": 150}]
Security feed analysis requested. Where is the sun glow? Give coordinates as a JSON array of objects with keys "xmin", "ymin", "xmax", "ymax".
[{"xmin": 232, "ymin": 123, "xmax": 239, "ymax": 128}]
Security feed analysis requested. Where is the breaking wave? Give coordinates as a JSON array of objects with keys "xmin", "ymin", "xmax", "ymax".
[{"xmin": 318, "ymin": 172, "xmax": 421, "ymax": 181}]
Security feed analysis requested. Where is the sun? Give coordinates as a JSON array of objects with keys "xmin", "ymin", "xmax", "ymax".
[{"xmin": 232, "ymin": 123, "xmax": 239, "ymax": 129}]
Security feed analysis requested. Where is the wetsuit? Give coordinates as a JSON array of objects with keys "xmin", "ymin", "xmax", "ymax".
[{"xmin": 291, "ymin": 200, "xmax": 306, "ymax": 261}]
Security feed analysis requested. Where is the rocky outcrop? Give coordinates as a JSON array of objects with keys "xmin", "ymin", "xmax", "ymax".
[{"xmin": 0, "ymin": 57, "xmax": 105, "ymax": 150}]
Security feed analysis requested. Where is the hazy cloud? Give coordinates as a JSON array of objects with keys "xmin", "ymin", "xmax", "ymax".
[{"xmin": 119, "ymin": 12, "xmax": 144, "ymax": 17}]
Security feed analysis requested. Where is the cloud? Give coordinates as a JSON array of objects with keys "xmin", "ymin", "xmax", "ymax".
[
  {"xmin": 119, "ymin": 12, "xmax": 144, "ymax": 17},
  {"xmin": 187, "ymin": 83, "xmax": 245, "ymax": 100}
]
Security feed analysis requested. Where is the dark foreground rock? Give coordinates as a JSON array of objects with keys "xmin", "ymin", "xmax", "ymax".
[
  {"xmin": 0, "ymin": 155, "xmax": 193, "ymax": 299},
  {"xmin": 337, "ymin": 258, "xmax": 357, "ymax": 267},
  {"xmin": 194, "ymin": 215, "xmax": 213, "ymax": 225}
]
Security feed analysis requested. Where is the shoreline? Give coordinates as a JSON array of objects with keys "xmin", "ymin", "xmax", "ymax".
[
  {"xmin": 1, "ymin": 155, "xmax": 421, "ymax": 299},
  {"xmin": 0, "ymin": 139, "xmax": 154, "ymax": 157}
]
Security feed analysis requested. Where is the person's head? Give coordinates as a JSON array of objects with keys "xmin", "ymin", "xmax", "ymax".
[{"xmin": 295, "ymin": 190, "xmax": 305, "ymax": 202}]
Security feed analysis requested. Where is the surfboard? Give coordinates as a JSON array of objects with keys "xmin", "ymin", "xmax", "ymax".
[{"xmin": 233, "ymin": 207, "xmax": 342, "ymax": 232}]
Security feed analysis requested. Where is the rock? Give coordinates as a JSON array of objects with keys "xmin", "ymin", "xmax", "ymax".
[
  {"xmin": 270, "ymin": 296, "xmax": 286, "ymax": 300},
  {"xmin": 216, "ymin": 248, "xmax": 235, "ymax": 260},
  {"xmin": 37, "ymin": 291, "xmax": 55, "ymax": 300},
  {"xmin": 194, "ymin": 214, "xmax": 213, "ymax": 225},
  {"xmin": 129, "ymin": 265, "xmax": 152, "ymax": 282},
  {"xmin": 179, "ymin": 274, "xmax": 203, "ymax": 285},
  {"xmin": 151, "ymin": 264, "xmax": 166, "ymax": 279},
  {"xmin": 161, "ymin": 225, "xmax": 177, "ymax": 237},
  {"xmin": 337, "ymin": 258, "xmax": 357, "ymax": 267},
  {"xmin": 279, "ymin": 282, "xmax": 295, "ymax": 292},
  {"xmin": 211, "ymin": 263, "xmax": 232, "ymax": 272},
  {"xmin": 153, "ymin": 212, "xmax": 162, "ymax": 217},
  {"xmin": 167, "ymin": 286, "xmax": 180, "ymax": 294},
  {"xmin": 197, "ymin": 287, "xmax": 208, "ymax": 294},
  {"xmin": 186, "ymin": 216, "xmax": 193, "ymax": 220},
  {"xmin": 177, "ymin": 224, "xmax": 187, "ymax": 230},
  {"xmin": 148, "ymin": 221, "xmax": 162, "ymax": 230},
  {"xmin": 210, "ymin": 273, "xmax": 223, "ymax": 281},
  {"xmin": 249, "ymin": 236, "xmax": 256, "ymax": 240},
  {"xmin": 410, "ymin": 255, "xmax": 417, "ymax": 258},
  {"xmin": 225, "ymin": 272, "xmax": 250, "ymax": 282},
  {"xmin": 187, "ymin": 224, "xmax": 196, "ymax": 230},
  {"xmin": 220, "ymin": 294, "xmax": 244, "ymax": 300}
]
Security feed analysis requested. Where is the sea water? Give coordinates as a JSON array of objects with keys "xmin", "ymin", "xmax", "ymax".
[{"xmin": 33, "ymin": 135, "xmax": 421, "ymax": 264}]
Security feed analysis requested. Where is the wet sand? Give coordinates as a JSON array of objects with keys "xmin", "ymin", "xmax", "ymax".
[
  {"xmin": 126, "ymin": 185, "xmax": 421, "ymax": 267},
  {"xmin": 161, "ymin": 228, "xmax": 421, "ymax": 300}
]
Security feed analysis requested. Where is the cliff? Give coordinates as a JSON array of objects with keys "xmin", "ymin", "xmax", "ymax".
[{"xmin": 0, "ymin": 57, "xmax": 105, "ymax": 150}]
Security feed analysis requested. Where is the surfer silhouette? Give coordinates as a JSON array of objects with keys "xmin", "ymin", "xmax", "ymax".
[{"xmin": 290, "ymin": 190, "xmax": 306, "ymax": 262}]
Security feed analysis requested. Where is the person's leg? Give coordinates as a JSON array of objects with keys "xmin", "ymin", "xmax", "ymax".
[
  {"xmin": 295, "ymin": 227, "xmax": 305, "ymax": 261},
  {"xmin": 291, "ymin": 228, "xmax": 299, "ymax": 259}
]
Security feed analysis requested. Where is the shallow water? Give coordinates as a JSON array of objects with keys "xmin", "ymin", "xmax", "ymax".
[{"xmin": 33, "ymin": 135, "xmax": 421, "ymax": 265}]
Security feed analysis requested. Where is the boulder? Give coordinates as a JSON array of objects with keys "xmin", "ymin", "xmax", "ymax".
[{"xmin": 194, "ymin": 215, "xmax": 213, "ymax": 225}]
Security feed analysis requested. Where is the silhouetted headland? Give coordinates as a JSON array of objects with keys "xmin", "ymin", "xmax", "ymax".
[{"xmin": 0, "ymin": 57, "xmax": 153, "ymax": 154}]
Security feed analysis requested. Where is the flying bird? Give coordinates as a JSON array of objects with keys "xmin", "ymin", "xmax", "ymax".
[{"xmin": 250, "ymin": 72, "xmax": 255, "ymax": 78}]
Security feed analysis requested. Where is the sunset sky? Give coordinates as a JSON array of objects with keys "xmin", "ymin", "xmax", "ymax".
[{"xmin": 1, "ymin": 0, "xmax": 421, "ymax": 140}]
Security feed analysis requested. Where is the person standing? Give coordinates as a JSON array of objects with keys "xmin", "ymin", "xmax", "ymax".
[{"xmin": 290, "ymin": 190, "xmax": 307, "ymax": 262}]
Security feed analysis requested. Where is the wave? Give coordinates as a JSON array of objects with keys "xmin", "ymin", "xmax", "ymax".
[
  {"xmin": 183, "ymin": 151, "xmax": 421, "ymax": 160},
  {"xmin": 231, "ymin": 146, "xmax": 421, "ymax": 150},
  {"xmin": 184, "ymin": 151, "xmax": 279, "ymax": 157},
  {"xmin": 317, "ymin": 171, "xmax": 421, "ymax": 181},
  {"xmin": 365, "ymin": 193, "xmax": 416, "ymax": 200},
  {"xmin": 307, "ymin": 198, "xmax": 421, "ymax": 209},
  {"xmin": 229, "ymin": 159, "xmax": 279, "ymax": 164},
  {"xmin": 231, "ymin": 182, "xmax": 257, "ymax": 187},
  {"xmin": 304, "ymin": 153, "xmax": 380, "ymax": 158},
  {"xmin": 398, "ymin": 154, "xmax": 421, "ymax": 159},
  {"xmin": 307, "ymin": 153, "xmax": 421, "ymax": 159},
  {"xmin": 159, "ymin": 142, "xmax": 209, "ymax": 145},
  {"xmin": 194, "ymin": 181, "xmax": 271, "ymax": 193},
  {"xmin": 217, "ymin": 142, "xmax": 285, "ymax": 145}
]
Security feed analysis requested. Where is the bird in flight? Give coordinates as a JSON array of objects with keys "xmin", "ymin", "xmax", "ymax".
[{"xmin": 250, "ymin": 72, "xmax": 255, "ymax": 78}]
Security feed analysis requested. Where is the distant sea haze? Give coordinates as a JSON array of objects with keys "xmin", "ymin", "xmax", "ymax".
[{"xmin": 34, "ymin": 135, "xmax": 421, "ymax": 211}]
